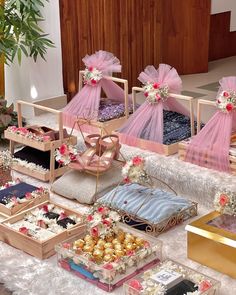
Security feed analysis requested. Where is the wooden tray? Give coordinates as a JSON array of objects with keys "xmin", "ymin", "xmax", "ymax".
[
  {"xmin": 117, "ymin": 87, "xmax": 195, "ymax": 156},
  {"xmin": 0, "ymin": 200, "xmax": 86, "ymax": 259},
  {"xmin": 0, "ymin": 187, "xmax": 49, "ymax": 216}
]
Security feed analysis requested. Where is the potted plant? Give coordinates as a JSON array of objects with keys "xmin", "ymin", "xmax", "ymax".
[{"xmin": 0, "ymin": 0, "xmax": 54, "ymax": 137}]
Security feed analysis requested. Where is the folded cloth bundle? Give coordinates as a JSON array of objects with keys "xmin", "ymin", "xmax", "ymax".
[{"xmin": 99, "ymin": 183, "xmax": 192, "ymax": 223}]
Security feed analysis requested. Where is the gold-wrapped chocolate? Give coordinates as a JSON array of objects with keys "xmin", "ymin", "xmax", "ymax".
[
  {"xmin": 83, "ymin": 244, "xmax": 94, "ymax": 253},
  {"xmin": 117, "ymin": 230, "xmax": 125, "ymax": 242},
  {"xmin": 125, "ymin": 233, "xmax": 135, "ymax": 242},
  {"xmin": 104, "ymin": 242, "xmax": 113, "ymax": 249},
  {"xmin": 125, "ymin": 242, "xmax": 135, "ymax": 251},
  {"xmin": 93, "ymin": 249, "xmax": 104, "ymax": 258},
  {"xmin": 135, "ymin": 237, "xmax": 145, "ymax": 246},
  {"xmin": 103, "ymin": 254, "xmax": 113, "ymax": 262},
  {"xmin": 105, "ymin": 235, "xmax": 114, "ymax": 243},
  {"xmin": 104, "ymin": 248, "xmax": 115, "ymax": 255},
  {"xmin": 97, "ymin": 239, "xmax": 106, "ymax": 248},
  {"xmin": 115, "ymin": 249, "xmax": 125, "ymax": 257},
  {"xmin": 84, "ymin": 235, "xmax": 93, "ymax": 243},
  {"xmin": 112, "ymin": 238, "xmax": 120, "ymax": 245},
  {"xmin": 74, "ymin": 239, "xmax": 85, "ymax": 248},
  {"xmin": 114, "ymin": 244, "xmax": 123, "ymax": 251}
]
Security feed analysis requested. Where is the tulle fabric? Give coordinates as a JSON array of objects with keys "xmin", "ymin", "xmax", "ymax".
[
  {"xmin": 119, "ymin": 64, "xmax": 189, "ymax": 143},
  {"xmin": 185, "ymin": 76, "xmax": 236, "ymax": 173},
  {"xmin": 63, "ymin": 50, "xmax": 125, "ymax": 122}
]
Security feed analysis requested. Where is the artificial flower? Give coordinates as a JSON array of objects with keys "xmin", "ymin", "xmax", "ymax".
[
  {"xmin": 83, "ymin": 67, "xmax": 102, "ymax": 86},
  {"xmin": 219, "ymin": 194, "xmax": 229, "ymax": 206},
  {"xmin": 199, "ymin": 280, "xmax": 212, "ymax": 292},
  {"xmin": 129, "ymin": 279, "xmax": 143, "ymax": 291},
  {"xmin": 142, "ymin": 82, "xmax": 169, "ymax": 104},
  {"xmin": 216, "ymin": 89, "xmax": 236, "ymax": 113}
]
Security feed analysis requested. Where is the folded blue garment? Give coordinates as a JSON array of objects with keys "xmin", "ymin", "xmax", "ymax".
[{"xmin": 99, "ymin": 183, "xmax": 192, "ymax": 223}]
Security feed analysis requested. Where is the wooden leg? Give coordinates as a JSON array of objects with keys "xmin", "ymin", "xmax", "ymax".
[{"xmin": 9, "ymin": 140, "xmax": 15, "ymax": 154}]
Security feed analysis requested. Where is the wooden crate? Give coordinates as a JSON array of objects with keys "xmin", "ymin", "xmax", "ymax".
[
  {"xmin": 0, "ymin": 188, "xmax": 49, "ymax": 216},
  {"xmin": 68, "ymin": 72, "xmax": 130, "ymax": 135},
  {"xmin": 0, "ymin": 200, "xmax": 86, "ymax": 259},
  {"xmin": 5, "ymin": 100, "xmax": 77, "ymax": 182},
  {"xmin": 116, "ymin": 87, "xmax": 195, "ymax": 156}
]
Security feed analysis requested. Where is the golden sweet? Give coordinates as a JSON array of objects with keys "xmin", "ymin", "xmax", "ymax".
[
  {"xmin": 83, "ymin": 244, "xmax": 94, "ymax": 253},
  {"xmin": 104, "ymin": 242, "xmax": 113, "ymax": 249},
  {"xmin": 112, "ymin": 238, "xmax": 120, "ymax": 245},
  {"xmin": 94, "ymin": 244, "xmax": 104, "ymax": 250},
  {"xmin": 135, "ymin": 237, "xmax": 145, "ymax": 246},
  {"xmin": 125, "ymin": 233, "xmax": 135, "ymax": 242},
  {"xmin": 93, "ymin": 249, "xmax": 104, "ymax": 257},
  {"xmin": 105, "ymin": 235, "xmax": 114, "ymax": 243},
  {"xmin": 84, "ymin": 235, "xmax": 93, "ymax": 242},
  {"xmin": 117, "ymin": 230, "xmax": 125, "ymax": 242},
  {"xmin": 114, "ymin": 244, "xmax": 123, "ymax": 251},
  {"xmin": 103, "ymin": 254, "xmax": 113, "ymax": 262},
  {"xmin": 74, "ymin": 239, "xmax": 85, "ymax": 248},
  {"xmin": 125, "ymin": 242, "xmax": 135, "ymax": 251},
  {"xmin": 115, "ymin": 249, "xmax": 125, "ymax": 257},
  {"xmin": 104, "ymin": 248, "xmax": 115, "ymax": 255},
  {"xmin": 97, "ymin": 239, "xmax": 106, "ymax": 247}
]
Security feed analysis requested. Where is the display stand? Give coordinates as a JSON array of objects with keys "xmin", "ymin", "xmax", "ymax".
[
  {"xmin": 117, "ymin": 87, "xmax": 195, "ymax": 155},
  {"xmin": 4, "ymin": 101, "xmax": 77, "ymax": 182}
]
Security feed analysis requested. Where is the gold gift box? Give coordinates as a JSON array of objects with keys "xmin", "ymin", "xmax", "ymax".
[{"xmin": 186, "ymin": 211, "xmax": 236, "ymax": 279}]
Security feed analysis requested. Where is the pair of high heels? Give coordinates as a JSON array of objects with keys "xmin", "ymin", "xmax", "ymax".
[
  {"xmin": 27, "ymin": 125, "xmax": 69, "ymax": 141},
  {"xmin": 69, "ymin": 134, "xmax": 120, "ymax": 173}
]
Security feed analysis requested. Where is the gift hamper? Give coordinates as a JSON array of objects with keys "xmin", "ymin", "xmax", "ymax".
[
  {"xmin": 117, "ymin": 64, "xmax": 195, "ymax": 155},
  {"xmin": 98, "ymin": 156, "xmax": 197, "ymax": 235},
  {"xmin": 124, "ymin": 259, "xmax": 220, "ymax": 295},
  {"xmin": 180, "ymin": 76, "xmax": 236, "ymax": 174},
  {"xmin": 63, "ymin": 50, "xmax": 131, "ymax": 135},
  {"xmin": 55, "ymin": 204, "xmax": 162, "ymax": 292},
  {"xmin": 5, "ymin": 100, "xmax": 77, "ymax": 181}
]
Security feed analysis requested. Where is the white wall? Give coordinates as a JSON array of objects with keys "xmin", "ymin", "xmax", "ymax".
[
  {"xmin": 211, "ymin": 0, "xmax": 236, "ymax": 31},
  {"xmin": 4, "ymin": 0, "xmax": 64, "ymax": 107}
]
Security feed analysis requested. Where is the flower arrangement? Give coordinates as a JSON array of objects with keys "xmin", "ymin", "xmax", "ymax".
[
  {"xmin": 0, "ymin": 150, "xmax": 13, "ymax": 170},
  {"xmin": 143, "ymin": 82, "xmax": 169, "ymax": 104},
  {"xmin": 122, "ymin": 156, "xmax": 150, "ymax": 185},
  {"xmin": 7, "ymin": 203, "xmax": 81, "ymax": 241},
  {"xmin": 0, "ymin": 99, "xmax": 18, "ymax": 141},
  {"xmin": 216, "ymin": 90, "xmax": 236, "ymax": 113},
  {"xmin": 54, "ymin": 143, "xmax": 78, "ymax": 165},
  {"xmin": 83, "ymin": 66, "xmax": 103, "ymax": 86},
  {"xmin": 85, "ymin": 204, "xmax": 121, "ymax": 239},
  {"xmin": 7, "ymin": 126, "xmax": 52, "ymax": 142},
  {"xmin": 214, "ymin": 191, "xmax": 236, "ymax": 216},
  {"xmin": 127, "ymin": 260, "xmax": 213, "ymax": 295}
]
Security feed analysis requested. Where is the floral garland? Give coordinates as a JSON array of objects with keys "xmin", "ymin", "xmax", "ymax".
[
  {"xmin": 85, "ymin": 204, "xmax": 121, "ymax": 239},
  {"xmin": 143, "ymin": 82, "xmax": 169, "ymax": 104},
  {"xmin": 83, "ymin": 67, "xmax": 103, "ymax": 86},
  {"xmin": 54, "ymin": 143, "xmax": 78, "ymax": 165},
  {"xmin": 6, "ymin": 203, "xmax": 81, "ymax": 241},
  {"xmin": 7, "ymin": 126, "xmax": 52, "ymax": 142},
  {"xmin": 122, "ymin": 156, "xmax": 150, "ymax": 185},
  {"xmin": 127, "ymin": 260, "xmax": 213, "ymax": 295},
  {"xmin": 216, "ymin": 90, "xmax": 236, "ymax": 113},
  {"xmin": 214, "ymin": 191, "xmax": 236, "ymax": 216},
  {"xmin": 0, "ymin": 181, "xmax": 48, "ymax": 209},
  {"xmin": 0, "ymin": 150, "xmax": 13, "ymax": 169}
]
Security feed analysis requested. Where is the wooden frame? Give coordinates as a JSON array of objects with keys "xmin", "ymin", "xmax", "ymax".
[
  {"xmin": 73, "ymin": 71, "xmax": 129, "ymax": 135},
  {"xmin": 5, "ymin": 100, "xmax": 77, "ymax": 182},
  {"xmin": 0, "ymin": 200, "xmax": 86, "ymax": 259},
  {"xmin": 178, "ymin": 99, "xmax": 236, "ymax": 174},
  {"xmin": 116, "ymin": 87, "xmax": 195, "ymax": 156}
]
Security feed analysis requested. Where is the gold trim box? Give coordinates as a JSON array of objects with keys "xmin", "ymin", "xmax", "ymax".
[{"xmin": 186, "ymin": 211, "xmax": 236, "ymax": 279}]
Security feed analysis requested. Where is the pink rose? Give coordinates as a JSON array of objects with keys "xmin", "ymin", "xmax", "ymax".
[
  {"xmin": 199, "ymin": 280, "xmax": 212, "ymax": 292},
  {"xmin": 153, "ymin": 83, "xmax": 160, "ymax": 89},
  {"xmin": 91, "ymin": 79, "xmax": 97, "ymax": 85},
  {"xmin": 62, "ymin": 242, "xmax": 71, "ymax": 249},
  {"xmin": 156, "ymin": 94, "xmax": 161, "ymax": 101},
  {"xmin": 97, "ymin": 206, "xmax": 106, "ymax": 214},
  {"xmin": 19, "ymin": 227, "xmax": 29, "ymax": 235},
  {"xmin": 91, "ymin": 226, "xmax": 99, "ymax": 237},
  {"xmin": 132, "ymin": 156, "xmax": 143, "ymax": 166},
  {"xmin": 144, "ymin": 92, "xmax": 149, "ymax": 97},
  {"xmin": 144, "ymin": 241, "xmax": 150, "ymax": 248},
  {"xmin": 43, "ymin": 135, "xmax": 51, "ymax": 141},
  {"xmin": 59, "ymin": 212, "xmax": 67, "ymax": 220},
  {"xmin": 41, "ymin": 205, "xmax": 49, "ymax": 213},
  {"xmin": 124, "ymin": 176, "xmax": 130, "ymax": 183},
  {"xmin": 37, "ymin": 220, "xmax": 47, "ymax": 228},
  {"xmin": 103, "ymin": 263, "xmax": 113, "ymax": 270},
  {"xmin": 25, "ymin": 192, "xmax": 32, "ymax": 200},
  {"xmin": 219, "ymin": 194, "xmax": 229, "ymax": 206},
  {"xmin": 129, "ymin": 279, "xmax": 143, "ymax": 291},
  {"xmin": 226, "ymin": 103, "xmax": 234, "ymax": 112},
  {"xmin": 223, "ymin": 91, "xmax": 229, "ymax": 97},
  {"xmin": 87, "ymin": 215, "xmax": 94, "ymax": 222},
  {"xmin": 102, "ymin": 219, "xmax": 111, "ymax": 227},
  {"xmin": 126, "ymin": 250, "xmax": 135, "ymax": 256},
  {"xmin": 59, "ymin": 144, "xmax": 68, "ymax": 155},
  {"xmin": 36, "ymin": 187, "xmax": 44, "ymax": 193},
  {"xmin": 88, "ymin": 66, "xmax": 93, "ymax": 71}
]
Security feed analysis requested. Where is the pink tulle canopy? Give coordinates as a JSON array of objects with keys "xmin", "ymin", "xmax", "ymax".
[
  {"xmin": 119, "ymin": 64, "xmax": 189, "ymax": 143},
  {"xmin": 185, "ymin": 76, "xmax": 236, "ymax": 173},
  {"xmin": 63, "ymin": 50, "xmax": 126, "ymax": 124}
]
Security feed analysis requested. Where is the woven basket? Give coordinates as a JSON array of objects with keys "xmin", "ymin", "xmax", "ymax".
[{"xmin": 0, "ymin": 167, "xmax": 12, "ymax": 186}]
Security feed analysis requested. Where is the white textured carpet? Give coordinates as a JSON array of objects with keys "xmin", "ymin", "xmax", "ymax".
[{"xmin": 0, "ymin": 114, "xmax": 236, "ymax": 294}]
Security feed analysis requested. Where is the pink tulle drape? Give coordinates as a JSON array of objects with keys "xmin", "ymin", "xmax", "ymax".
[
  {"xmin": 63, "ymin": 50, "xmax": 126, "ymax": 123},
  {"xmin": 119, "ymin": 64, "xmax": 189, "ymax": 143},
  {"xmin": 185, "ymin": 76, "xmax": 236, "ymax": 173}
]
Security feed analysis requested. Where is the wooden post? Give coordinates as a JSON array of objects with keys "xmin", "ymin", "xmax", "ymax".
[{"xmin": 0, "ymin": 0, "xmax": 5, "ymax": 98}]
